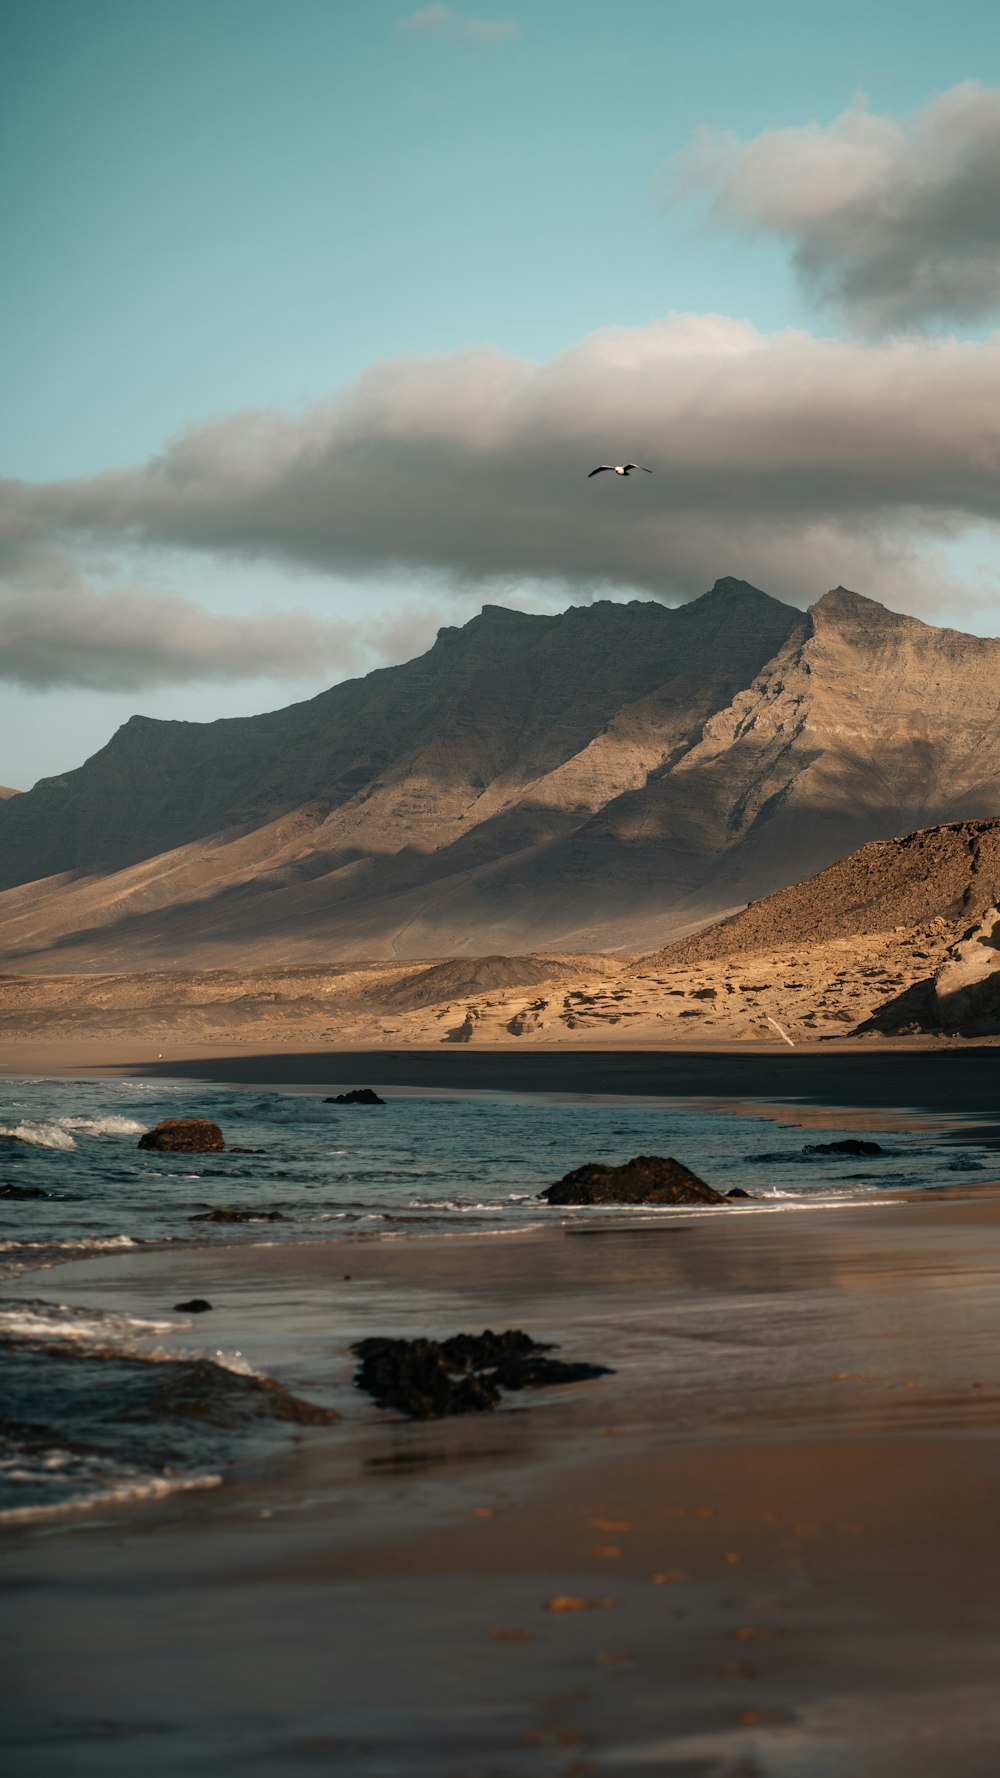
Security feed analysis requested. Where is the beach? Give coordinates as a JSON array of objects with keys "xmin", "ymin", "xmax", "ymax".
[{"xmin": 5, "ymin": 1161, "xmax": 1000, "ymax": 1773}]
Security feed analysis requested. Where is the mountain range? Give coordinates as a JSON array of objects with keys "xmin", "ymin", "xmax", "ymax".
[{"xmin": 2, "ymin": 577, "xmax": 1000, "ymax": 969}]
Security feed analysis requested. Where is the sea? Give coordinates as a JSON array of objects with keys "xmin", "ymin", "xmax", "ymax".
[{"xmin": 1, "ymin": 1072, "xmax": 992, "ymax": 1525}]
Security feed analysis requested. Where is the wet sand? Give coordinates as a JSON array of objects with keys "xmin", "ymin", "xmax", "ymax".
[
  {"xmin": 5, "ymin": 1192, "xmax": 1000, "ymax": 1774},
  {"xmin": 5, "ymin": 1036, "xmax": 1000, "ymax": 1128}
]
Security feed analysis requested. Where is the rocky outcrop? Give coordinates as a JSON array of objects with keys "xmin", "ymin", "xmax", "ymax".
[
  {"xmin": 138, "ymin": 1117, "xmax": 225, "ymax": 1152},
  {"xmin": 541, "ymin": 1154, "xmax": 724, "ymax": 1206},
  {"xmin": 654, "ymin": 819, "xmax": 1000, "ymax": 967},
  {"xmin": 932, "ymin": 907, "xmax": 1000, "ymax": 1029},
  {"xmin": 323, "ymin": 1088, "xmax": 385, "ymax": 1105}
]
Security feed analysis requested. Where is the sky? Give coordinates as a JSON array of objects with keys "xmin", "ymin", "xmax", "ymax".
[{"xmin": 4, "ymin": 0, "xmax": 1000, "ymax": 787}]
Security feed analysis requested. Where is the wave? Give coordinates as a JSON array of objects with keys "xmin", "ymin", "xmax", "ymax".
[
  {"xmin": 0, "ymin": 1342, "xmax": 336, "ymax": 1522},
  {"xmin": 0, "ymin": 1468, "xmax": 223, "ymax": 1525},
  {"xmin": 0, "ymin": 1121, "xmax": 77, "ymax": 1151},
  {"xmin": 0, "ymin": 1299, "xmax": 178, "ymax": 1345},
  {"xmin": 0, "ymin": 1234, "xmax": 140, "ymax": 1253},
  {"xmin": 58, "ymin": 1115, "xmax": 148, "ymax": 1136}
]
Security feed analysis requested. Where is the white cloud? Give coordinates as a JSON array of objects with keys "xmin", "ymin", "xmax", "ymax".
[
  {"xmin": 5, "ymin": 310, "xmax": 1000, "ymax": 657},
  {"xmin": 398, "ymin": 5, "xmax": 519, "ymax": 44},
  {"xmin": 0, "ymin": 549, "xmax": 452, "ymax": 692},
  {"xmin": 664, "ymin": 83, "xmax": 1000, "ymax": 332}
]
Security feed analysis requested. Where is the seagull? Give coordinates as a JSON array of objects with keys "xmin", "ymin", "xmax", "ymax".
[{"xmin": 587, "ymin": 463, "xmax": 652, "ymax": 478}]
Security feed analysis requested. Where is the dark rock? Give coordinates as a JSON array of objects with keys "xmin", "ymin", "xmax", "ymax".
[
  {"xmin": 440, "ymin": 1328, "xmax": 551, "ymax": 1369},
  {"xmin": 139, "ymin": 1118, "xmax": 225, "ymax": 1153},
  {"xmin": 725, "ymin": 1187, "xmax": 755, "ymax": 1199},
  {"xmin": 189, "ymin": 1207, "xmax": 286, "ymax": 1223},
  {"xmin": 491, "ymin": 1355, "xmax": 613, "ymax": 1390},
  {"xmin": 350, "ymin": 1328, "xmax": 611, "ymax": 1420},
  {"xmin": 323, "ymin": 1089, "xmax": 385, "ymax": 1106},
  {"xmin": 802, "ymin": 1139, "xmax": 885, "ymax": 1157},
  {"xmin": 229, "ymin": 1147, "xmax": 266, "ymax": 1155},
  {"xmin": 541, "ymin": 1154, "xmax": 725, "ymax": 1206},
  {"xmin": 0, "ymin": 1183, "xmax": 46, "ymax": 1199},
  {"xmin": 352, "ymin": 1338, "xmax": 502, "ymax": 1418},
  {"xmin": 174, "ymin": 1298, "xmax": 213, "ymax": 1313}
]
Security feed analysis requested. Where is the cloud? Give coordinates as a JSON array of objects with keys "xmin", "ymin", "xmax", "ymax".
[
  {"xmin": 398, "ymin": 5, "xmax": 519, "ymax": 44},
  {"xmin": 0, "ymin": 550, "xmax": 450, "ymax": 692},
  {"xmin": 5, "ymin": 311, "xmax": 1000, "ymax": 639},
  {"xmin": 664, "ymin": 83, "xmax": 1000, "ymax": 332}
]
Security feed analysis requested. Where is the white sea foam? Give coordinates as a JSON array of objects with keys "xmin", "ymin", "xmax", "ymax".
[
  {"xmin": 0, "ymin": 1120, "xmax": 76, "ymax": 1150},
  {"xmin": 0, "ymin": 1235, "xmax": 139, "ymax": 1252},
  {"xmin": 213, "ymin": 1348, "xmax": 262, "ymax": 1377},
  {"xmin": 0, "ymin": 1302, "xmax": 177, "ymax": 1344},
  {"xmin": 0, "ymin": 1469, "xmax": 223, "ymax": 1524},
  {"xmin": 57, "ymin": 1115, "xmax": 148, "ymax": 1136}
]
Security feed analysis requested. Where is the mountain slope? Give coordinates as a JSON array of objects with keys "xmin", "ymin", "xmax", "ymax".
[
  {"xmin": 644, "ymin": 817, "xmax": 1000, "ymax": 967},
  {"xmin": 0, "ymin": 582, "xmax": 798, "ymax": 891},
  {"xmin": 3, "ymin": 581, "xmax": 1000, "ymax": 969}
]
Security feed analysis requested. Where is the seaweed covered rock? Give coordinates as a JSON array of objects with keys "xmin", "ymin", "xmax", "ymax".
[
  {"xmin": 139, "ymin": 1118, "xmax": 225, "ymax": 1154},
  {"xmin": 541, "ymin": 1154, "xmax": 724, "ymax": 1206},
  {"xmin": 351, "ymin": 1328, "xmax": 613, "ymax": 1419}
]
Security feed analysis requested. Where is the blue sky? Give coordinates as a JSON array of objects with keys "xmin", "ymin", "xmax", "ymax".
[{"xmin": 4, "ymin": 0, "xmax": 1000, "ymax": 785}]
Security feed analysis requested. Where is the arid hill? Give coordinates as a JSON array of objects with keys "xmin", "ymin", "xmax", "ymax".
[
  {"xmin": 3, "ymin": 816, "xmax": 1000, "ymax": 1058},
  {"xmin": 649, "ymin": 819, "xmax": 1000, "ymax": 966},
  {"xmin": 2, "ymin": 582, "xmax": 1000, "ymax": 969}
]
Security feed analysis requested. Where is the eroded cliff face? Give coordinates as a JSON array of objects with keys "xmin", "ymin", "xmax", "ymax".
[
  {"xmin": 570, "ymin": 588, "xmax": 1000, "ymax": 931},
  {"xmin": 1, "ymin": 581, "xmax": 999, "ymax": 969}
]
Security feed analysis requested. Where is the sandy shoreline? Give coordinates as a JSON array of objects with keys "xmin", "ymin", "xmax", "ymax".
[{"xmin": 6, "ymin": 1188, "xmax": 1000, "ymax": 1773}]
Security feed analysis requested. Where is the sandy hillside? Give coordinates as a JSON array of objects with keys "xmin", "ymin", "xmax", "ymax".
[{"xmin": 2, "ymin": 818, "xmax": 997, "ymax": 1066}]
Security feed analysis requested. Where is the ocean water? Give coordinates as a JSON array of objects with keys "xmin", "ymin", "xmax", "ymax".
[{"xmin": 1, "ymin": 1074, "xmax": 991, "ymax": 1523}]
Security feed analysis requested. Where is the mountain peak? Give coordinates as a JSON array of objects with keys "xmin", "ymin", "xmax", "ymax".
[
  {"xmin": 705, "ymin": 576, "xmax": 769, "ymax": 600},
  {"xmin": 810, "ymin": 586, "xmax": 903, "ymax": 626}
]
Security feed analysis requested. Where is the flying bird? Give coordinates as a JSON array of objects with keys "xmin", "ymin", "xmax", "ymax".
[{"xmin": 587, "ymin": 463, "xmax": 652, "ymax": 477}]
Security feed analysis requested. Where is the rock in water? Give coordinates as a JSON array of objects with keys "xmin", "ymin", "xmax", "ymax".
[
  {"xmin": 138, "ymin": 1118, "xmax": 225, "ymax": 1153},
  {"xmin": 174, "ymin": 1298, "xmax": 213, "ymax": 1313},
  {"xmin": 322, "ymin": 1089, "xmax": 385, "ymax": 1105},
  {"xmin": 803, "ymin": 1139, "xmax": 884, "ymax": 1157},
  {"xmin": 541, "ymin": 1154, "xmax": 724, "ymax": 1206},
  {"xmin": 189, "ymin": 1208, "xmax": 285, "ymax": 1223}
]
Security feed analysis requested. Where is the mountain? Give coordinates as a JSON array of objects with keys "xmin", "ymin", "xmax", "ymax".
[{"xmin": 1, "ymin": 580, "xmax": 1000, "ymax": 969}]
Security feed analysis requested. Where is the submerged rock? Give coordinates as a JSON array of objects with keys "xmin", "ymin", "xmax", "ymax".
[
  {"xmin": 352, "ymin": 1328, "xmax": 612, "ymax": 1420},
  {"xmin": 491, "ymin": 1354, "xmax": 612, "ymax": 1390},
  {"xmin": 802, "ymin": 1139, "xmax": 884, "ymax": 1157},
  {"xmin": 189, "ymin": 1207, "xmax": 285, "ymax": 1223},
  {"xmin": 323, "ymin": 1089, "xmax": 385, "ymax": 1105},
  {"xmin": 541, "ymin": 1154, "xmax": 725, "ymax": 1206},
  {"xmin": 174, "ymin": 1298, "xmax": 213, "ymax": 1313},
  {"xmin": 139, "ymin": 1118, "xmax": 225, "ymax": 1154}
]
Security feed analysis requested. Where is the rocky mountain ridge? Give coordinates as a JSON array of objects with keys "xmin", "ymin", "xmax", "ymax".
[{"xmin": 2, "ymin": 580, "xmax": 1000, "ymax": 968}]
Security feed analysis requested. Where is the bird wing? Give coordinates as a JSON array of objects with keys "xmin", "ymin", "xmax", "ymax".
[
  {"xmin": 587, "ymin": 466, "xmax": 614, "ymax": 476},
  {"xmin": 622, "ymin": 464, "xmax": 653, "ymax": 473}
]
